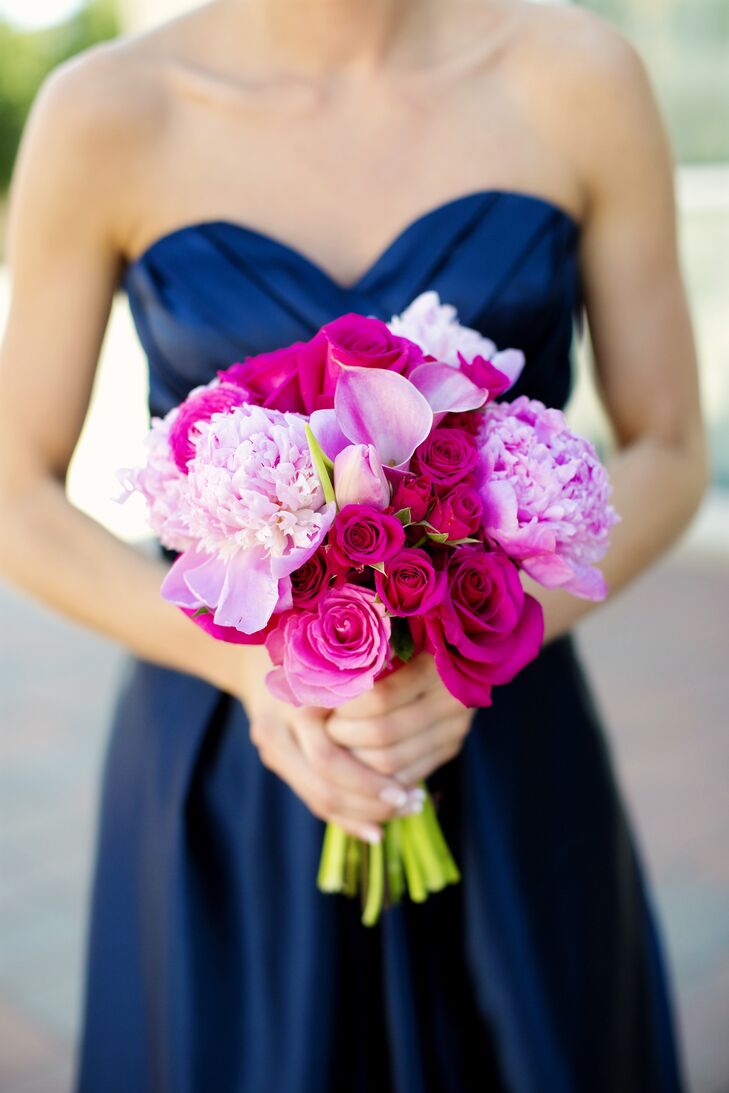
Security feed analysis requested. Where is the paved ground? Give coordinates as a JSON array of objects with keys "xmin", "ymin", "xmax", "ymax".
[{"xmin": 0, "ymin": 539, "xmax": 727, "ymax": 1093}]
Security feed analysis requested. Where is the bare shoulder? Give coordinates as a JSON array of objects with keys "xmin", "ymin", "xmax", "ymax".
[
  {"xmin": 513, "ymin": 1, "xmax": 657, "ymax": 110},
  {"xmin": 6, "ymin": 27, "xmax": 175, "ymax": 260},
  {"xmin": 508, "ymin": 1, "xmax": 676, "ymax": 219}
]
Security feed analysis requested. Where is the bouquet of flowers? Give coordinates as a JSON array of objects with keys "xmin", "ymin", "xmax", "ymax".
[{"xmin": 117, "ymin": 290, "xmax": 619, "ymax": 925}]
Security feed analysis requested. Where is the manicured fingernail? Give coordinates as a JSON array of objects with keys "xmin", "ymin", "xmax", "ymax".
[
  {"xmin": 410, "ymin": 787, "xmax": 426, "ymax": 802},
  {"xmin": 362, "ymin": 826, "xmax": 383, "ymax": 843},
  {"xmin": 399, "ymin": 796, "xmax": 424, "ymax": 816},
  {"xmin": 380, "ymin": 785, "xmax": 409, "ymax": 807}
]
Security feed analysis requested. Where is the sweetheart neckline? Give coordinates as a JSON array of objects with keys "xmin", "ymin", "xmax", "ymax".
[{"xmin": 122, "ymin": 187, "xmax": 582, "ymax": 294}]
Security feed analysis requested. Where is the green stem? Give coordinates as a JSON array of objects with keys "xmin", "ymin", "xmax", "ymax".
[
  {"xmin": 342, "ymin": 835, "xmax": 361, "ymax": 897},
  {"xmin": 421, "ymin": 792, "xmax": 461, "ymax": 885},
  {"xmin": 400, "ymin": 821, "xmax": 427, "ymax": 902},
  {"xmin": 384, "ymin": 818, "xmax": 405, "ymax": 906},
  {"xmin": 316, "ymin": 822, "xmax": 348, "ymax": 893},
  {"xmin": 361, "ymin": 839, "xmax": 385, "ymax": 926},
  {"xmin": 404, "ymin": 810, "xmax": 447, "ymax": 892}
]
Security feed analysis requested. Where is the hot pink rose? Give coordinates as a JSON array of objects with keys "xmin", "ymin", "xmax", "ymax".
[
  {"xmin": 290, "ymin": 550, "xmax": 331, "ymax": 608},
  {"xmin": 264, "ymin": 585, "xmax": 392, "ymax": 707},
  {"xmin": 219, "ymin": 331, "xmax": 330, "ymax": 414},
  {"xmin": 428, "ymin": 483, "xmax": 483, "ymax": 541},
  {"xmin": 374, "ymin": 548, "xmax": 445, "ymax": 617},
  {"xmin": 328, "ymin": 504, "xmax": 406, "ymax": 571},
  {"xmin": 439, "ymin": 411, "xmax": 483, "ymax": 435},
  {"xmin": 411, "ymin": 427, "xmax": 478, "ymax": 489},
  {"xmin": 320, "ymin": 313, "xmax": 424, "ymax": 384},
  {"xmin": 456, "ymin": 352, "xmax": 512, "ymax": 401},
  {"xmin": 390, "ymin": 473, "xmax": 434, "ymax": 522},
  {"xmin": 168, "ymin": 381, "xmax": 247, "ymax": 472},
  {"xmin": 413, "ymin": 545, "xmax": 543, "ymax": 707}
]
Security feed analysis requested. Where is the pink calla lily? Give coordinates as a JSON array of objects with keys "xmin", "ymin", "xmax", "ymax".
[
  {"xmin": 308, "ymin": 409, "xmax": 350, "ymax": 461},
  {"xmin": 333, "ymin": 366, "xmax": 433, "ymax": 469},
  {"xmin": 408, "ymin": 361, "xmax": 488, "ymax": 415}
]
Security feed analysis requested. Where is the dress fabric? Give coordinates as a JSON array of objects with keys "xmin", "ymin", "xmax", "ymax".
[{"xmin": 74, "ymin": 189, "xmax": 687, "ymax": 1093}]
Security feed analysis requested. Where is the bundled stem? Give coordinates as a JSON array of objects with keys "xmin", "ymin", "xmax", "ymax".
[{"xmin": 316, "ymin": 780, "xmax": 459, "ymax": 925}]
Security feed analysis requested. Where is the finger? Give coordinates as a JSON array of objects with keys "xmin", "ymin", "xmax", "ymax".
[
  {"xmin": 326, "ymin": 687, "xmax": 460, "ymax": 750},
  {"xmin": 392, "ymin": 740, "xmax": 464, "ymax": 786},
  {"xmin": 334, "ymin": 651, "xmax": 441, "ymax": 720},
  {"xmin": 289, "ymin": 707, "xmax": 423, "ymax": 814},
  {"xmin": 328, "ymin": 812, "xmax": 384, "ymax": 844},
  {"xmin": 350, "ymin": 712, "xmax": 470, "ymax": 781},
  {"xmin": 260, "ymin": 712, "xmax": 419, "ymax": 827}
]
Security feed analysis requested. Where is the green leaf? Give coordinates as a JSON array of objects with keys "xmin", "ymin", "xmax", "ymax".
[
  {"xmin": 393, "ymin": 507, "xmax": 412, "ymax": 525},
  {"xmin": 390, "ymin": 617, "xmax": 415, "ymax": 663},
  {"xmin": 191, "ymin": 606, "xmax": 210, "ymax": 618},
  {"xmin": 369, "ymin": 560, "xmax": 386, "ymax": 574},
  {"xmin": 304, "ymin": 423, "xmax": 336, "ymax": 504},
  {"xmin": 426, "ymin": 531, "xmax": 449, "ymax": 544}
]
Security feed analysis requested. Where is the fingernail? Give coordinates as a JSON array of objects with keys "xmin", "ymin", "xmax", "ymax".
[
  {"xmin": 380, "ymin": 785, "xmax": 409, "ymax": 807},
  {"xmin": 410, "ymin": 787, "xmax": 426, "ymax": 802},
  {"xmin": 362, "ymin": 826, "xmax": 383, "ymax": 843},
  {"xmin": 399, "ymin": 796, "xmax": 424, "ymax": 816}
]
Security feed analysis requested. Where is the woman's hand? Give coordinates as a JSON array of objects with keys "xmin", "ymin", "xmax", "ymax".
[
  {"xmin": 325, "ymin": 652, "xmax": 475, "ymax": 786},
  {"xmin": 232, "ymin": 646, "xmax": 426, "ymax": 843}
]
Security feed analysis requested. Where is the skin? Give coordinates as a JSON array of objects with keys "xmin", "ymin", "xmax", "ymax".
[{"xmin": 0, "ymin": 0, "xmax": 709, "ymax": 844}]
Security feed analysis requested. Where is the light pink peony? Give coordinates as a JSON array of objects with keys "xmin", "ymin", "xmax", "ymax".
[
  {"xmin": 160, "ymin": 404, "xmax": 335, "ymax": 633},
  {"xmin": 386, "ymin": 289, "xmax": 525, "ymax": 385},
  {"xmin": 115, "ymin": 408, "xmax": 195, "ymax": 553},
  {"xmin": 264, "ymin": 586, "xmax": 392, "ymax": 707},
  {"xmin": 476, "ymin": 396, "xmax": 620, "ymax": 600},
  {"xmin": 168, "ymin": 380, "xmax": 247, "ymax": 472}
]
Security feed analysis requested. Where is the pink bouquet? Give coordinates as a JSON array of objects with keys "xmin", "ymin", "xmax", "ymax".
[{"xmin": 118, "ymin": 290, "xmax": 619, "ymax": 925}]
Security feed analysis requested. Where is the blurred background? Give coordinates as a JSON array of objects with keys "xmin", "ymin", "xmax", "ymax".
[{"xmin": 0, "ymin": 1, "xmax": 727, "ymax": 1091}]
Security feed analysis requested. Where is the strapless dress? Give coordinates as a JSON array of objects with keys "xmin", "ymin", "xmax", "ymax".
[{"xmin": 74, "ymin": 189, "xmax": 687, "ymax": 1093}]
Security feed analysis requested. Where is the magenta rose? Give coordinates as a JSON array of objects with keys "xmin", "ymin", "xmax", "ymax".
[
  {"xmin": 374, "ymin": 548, "xmax": 445, "ymax": 617},
  {"xmin": 264, "ymin": 586, "xmax": 391, "ymax": 707},
  {"xmin": 320, "ymin": 313, "xmax": 424, "ymax": 385},
  {"xmin": 168, "ymin": 382, "xmax": 247, "ymax": 472},
  {"xmin": 290, "ymin": 550, "xmax": 331, "ymax": 608},
  {"xmin": 219, "ymin": 330, "xmax": 330, "ymax": 414},
  {"xmin": 390, "ymin": 473, "xmax": 434, "ymax": 522},
  {"xmin": 411, "ymin": 427, "xmax": 478, "ymax": 489},
  {"xmin": 328, "ymin": 504, "xmax": 406, "ymax": 571},
  {"xmin": 456, "ymin": 352, "xmax": 512, "ymax": 401},
  {"xmin": 439, "ymin": 411, "xmax": 483, "ymax": 436},
  {"xmin": 414, "ymin": 544, "xmax": 543, "ymax": 707},
  {"xmin": 428, "ymin": 483, "xmax": 483, "ymax": 541}
]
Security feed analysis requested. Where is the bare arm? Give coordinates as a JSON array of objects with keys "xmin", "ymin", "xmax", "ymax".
[
  {"xmin": 326, "ymin": 16, "xmax": 710, "ymax": 778},
  {"xmin": 520, "ymin": 13, "xmax": 710, "ymax": 641},
  {"xmin": 0, "ymin": 47, "xmax": 422, "ymax": 839},
  {"xmin": 0, "ymin": 49, "xmax": 244, "ymax": 694}
]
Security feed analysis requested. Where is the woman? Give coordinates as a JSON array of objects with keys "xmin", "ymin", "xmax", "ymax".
[{"xmin": 0, "ymin": 0, "xmax": 708, "ymax": 1089}]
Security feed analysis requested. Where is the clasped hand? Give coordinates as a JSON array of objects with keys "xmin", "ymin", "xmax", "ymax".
[{"xmin": 241, "ymin": 647, "xmax": 475, "ymax": 843}]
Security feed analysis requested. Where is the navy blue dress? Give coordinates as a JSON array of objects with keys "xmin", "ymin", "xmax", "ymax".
[{"xmin": 74, "ymin": 189, "xmax": 687, "ymax": 1093}]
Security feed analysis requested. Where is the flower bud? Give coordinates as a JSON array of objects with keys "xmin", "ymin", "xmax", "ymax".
[{"xmin": 333, "ymin": 444, "xmax": 390, "ymax": 510}]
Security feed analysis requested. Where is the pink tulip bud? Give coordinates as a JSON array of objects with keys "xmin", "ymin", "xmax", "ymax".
[{"xmin": 333, "ymin": 444, "xmax": 390, "ymax": 510}]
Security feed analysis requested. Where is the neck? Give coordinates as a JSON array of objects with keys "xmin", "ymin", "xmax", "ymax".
[{"xmin": 240, "ymin": 0, "xmax": 429, "ymax": 78}]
